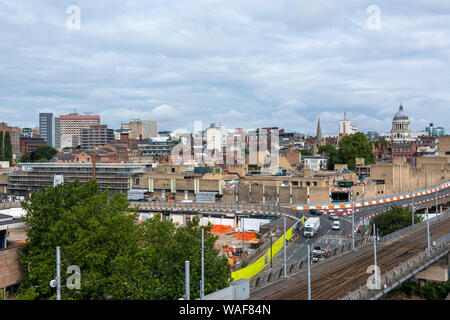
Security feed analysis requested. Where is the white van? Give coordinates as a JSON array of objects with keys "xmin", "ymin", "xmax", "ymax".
[{"xmin": 332, "ymin": 221, "xmax": 340, "ymax": 230}]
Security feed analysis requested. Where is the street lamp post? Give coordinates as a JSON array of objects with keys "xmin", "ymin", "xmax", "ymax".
[
  {"xmin": 283, "ymin": 217, "xmax": 287, "ymax": 278},
  {"xmin": 200, "ymin": 228, "xmax": 205, "ymax": 299},
  {"xmin": 185, "ymin": 261, "xmax": 190, "ymax": 301},
  {"xmin": 270, "ymin": 233, "xmax": 273, "ymax": 270},
  {"xmin": 426, "ymin": 207, "xmax": 431, "ymax": 257},
  {"xmin": 56, "ymin": 246, "xmax": 61, "ymax": 301},
  {"xmin": 307, "ymin": 244, "xmax": 311, "ymax": 300},
  {"xmin": 373, "ymin": 224, "xmax": 378, "ymax": 289},
  {"xmin": 411, "ymin": 193, "xmax": 415, "ymax": 230}
]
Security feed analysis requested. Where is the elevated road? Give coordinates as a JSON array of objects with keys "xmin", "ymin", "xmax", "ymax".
[{"xmin": 249, "ymin": 213, "xmax": 450, "ymax": 300}]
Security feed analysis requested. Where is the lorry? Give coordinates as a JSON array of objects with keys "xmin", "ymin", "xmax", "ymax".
[{"xmin": 303, "ymin": 217, "xmax": 320, "ymax": 238}]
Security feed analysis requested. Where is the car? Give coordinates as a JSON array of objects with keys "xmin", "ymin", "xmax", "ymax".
[
  {"xmin": 332, "ymin": 221, "xmax": 340, "ymax": 230},
  {"xmin": 329, "ymin": 213, "xmax": 339, "ymax": 220},
  {"xmin": 309, "ymin": 209, "xmax": 322, "ymax": 216}
]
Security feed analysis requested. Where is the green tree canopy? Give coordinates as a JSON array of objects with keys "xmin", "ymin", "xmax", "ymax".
[
  {"xmin": 300, "ymin": 149, "xmax": 312, "ymax": 156},
  {"xmin": 0, "ymin": 131, "xmax": 4, "ymax": 161},
  {"xmin": 19, "ymin": 145, "xmax": 57, "ymax": 162},
  {"xmin": 318, "ymin": 143, "xmax": 339, "ymax": 170},
  {"xmin": 338, "ymin": 132, "xmax": 375, "ymax": 170},
  {"xmin": 4, "ymin": 131, "xmax": 12, "ymax": 164},
  {"xmin": 17, "ymin": 180, "xmax": 230, "ymax": 300},
  {"xmin": 371, "ymin": 206, "xmax": 423, "ymax": 237}
]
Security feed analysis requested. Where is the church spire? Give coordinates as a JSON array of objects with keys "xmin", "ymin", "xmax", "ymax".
[{"xmin": 316, "ymin": 117, "xmax": 322, "ymax": 142}]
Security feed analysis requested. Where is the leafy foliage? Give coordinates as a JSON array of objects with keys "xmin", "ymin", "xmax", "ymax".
[
  {"xmin": 0, "ymin": 131, "xmax": 3, "ymax": 161},
  {"xmin": 16, "ymin": 180, "xmax": 230, "ymax": 300},
  {"xmin": 318, "ymin": 143, "xmax": 339, "ymax": 170},
  {"xmin": 4, "ymin": 131, "xmax": 12, "ymax": 164},
  {"xmin": 371, "ymin": 206, "xmax": 423, "ymax": 237},
  {"xmin": 300, "ymin": 149, "xmax": 312, "ymax": 156},
  {"xmin": 393, "ymin": 280, "xmax": 450, "ymax": 300},
  {"xmin": 19, "ymin": 145, "xmax": 57, "ymax": 162},
  {"xmin": 108, "ymin": 215, "xmax": 230, "ymax": 300},
  {"xmin": 338, "ymin": 132, "xmax": 375, "ymax": 170}
]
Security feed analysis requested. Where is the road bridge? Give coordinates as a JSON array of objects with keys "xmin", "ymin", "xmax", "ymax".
[{"xmin": 249, "ymin": 212, "xmax": 450, "ymax": 300}]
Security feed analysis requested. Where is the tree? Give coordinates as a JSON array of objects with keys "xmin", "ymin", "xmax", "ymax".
[
  {"xmin": 32, "ymin": 145, "xmax": 57, "ymax": 161},
  {"xmin": 371, "ymin": 206, "xmax": 423, "ymax": 237},
  {"xmin": 17, "ymin": 181, "xmax": 140, "ymax": 300},
  {"xmin": 4, "ymin": 131, "xmax": 12, "ymax": 164},
  {"xmin": 318, "ymin": 143, "xmax": 339, "ymax": 170},
  {"xmin": 0, "ymin": 131, "xmax": 3, "ymax": 161},
  {"xmin": 19, "ymin": 145, "xmax": 57, "ymax": 162},
  {"xmin": 108, "ymin": 215, "xmax": 230, "ymax": 300},
  {"xmin": 300, "ymin": 149, "xmax": 312, "ymax": 156},
  {"xmin": 16, "ymin": 180, "xmax": 230, "ymax": 300},
  {"xmin": 338, "ymin": 132, "xmax": 375, "ymax": 170}
]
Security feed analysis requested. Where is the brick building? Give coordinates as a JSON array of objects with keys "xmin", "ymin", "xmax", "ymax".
[{"xmin": 19, "ymin": 137, "xmax": 47, "ymax": 155}]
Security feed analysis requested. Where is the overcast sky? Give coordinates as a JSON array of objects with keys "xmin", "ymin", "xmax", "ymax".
[{"xmin": 1, "ymin": 0, "xmax": 449, "ymax": 135}]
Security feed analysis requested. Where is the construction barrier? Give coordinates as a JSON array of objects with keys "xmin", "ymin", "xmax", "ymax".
[
  {"xmin": 231, "ymin": 226, "xmax": 295, "ymax": 281},
  {"xmin": 233, "ymin": 231, "xmax": 257, "ymax": 241},
  {"xmin": 210, "ymin": 225, "xmax": 233, "ymax": 234}
]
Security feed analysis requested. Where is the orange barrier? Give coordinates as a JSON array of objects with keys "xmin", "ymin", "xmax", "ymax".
[
  {"xmin": 210, "ymin": 225, "xmax": 233, "ymax": 234},
  {"xmin": 233, "ymin": 232, "xmax": 257, "ymax": 241}
]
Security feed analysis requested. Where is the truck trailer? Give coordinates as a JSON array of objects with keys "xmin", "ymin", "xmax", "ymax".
[{"xmin": 303, "ymin": 217, "xmax": 321, "ymax": 238}]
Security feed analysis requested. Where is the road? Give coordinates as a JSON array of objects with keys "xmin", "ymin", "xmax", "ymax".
[
  {"xmin": 249, "ymin": 213, "xmax": 450, "ymax": 300},
  {"xmin": 256, "ymin": 189, "xmax": 449, "ymax": 273}
]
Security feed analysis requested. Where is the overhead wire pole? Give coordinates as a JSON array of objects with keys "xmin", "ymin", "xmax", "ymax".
[
  {"xmin": 426, "ymin": 207, "xmax": 431, "ymax": 257},
  {"xmin": 185, "ymin": 261, "xmax": 190, "ymax": 300},
  {"xmin": 411, "ymin": 192, "xmax": 415, "ymax": 230},
  {"xmin": 436, "ymin": 187, "xmax": 439, "ymax": 214},
  {"xmin": 283, "ymin": 217, "xmax": 287, "ymax": 278},
  {"xmin": 200, "ymin": 228, "xmax": 205, "ymax": 299},
  {"xmin": 56, "ymin": 246, "xmax": 61, "ymax": 301},
  {"xmin": 373, "ymin": 224, "xmax": 378, "ymax": 289},
  {"xmin": 307, "ymin": 244, "xmax": 311, "ymax": 300},
  {"xmin": 351, "ymin": 191, "xmax": 355, "ymax": 250}
]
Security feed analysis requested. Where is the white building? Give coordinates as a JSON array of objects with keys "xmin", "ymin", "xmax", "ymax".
[
  {"xmin": 60, "ymin": 134, "xmax": 78, "ymax": 149},
  {"xmin": 205, "ymin": 122, "xmax": 226, "ymax": 151},
  {"xmin": 301, "ymin": 155, "xmax": 328, "ymax": 171},
  {"xmin": 339, "ymin": 113, "xmax": 358, "ymax": 135},
  {"xmin": 391, "ymin": 104, "xmax": 414, "ymax": 143}
]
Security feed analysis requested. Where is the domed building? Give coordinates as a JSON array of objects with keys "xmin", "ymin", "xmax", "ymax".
[{"xmin": 391, "ymin": 104, "xmax": 413, "ymax": 143}]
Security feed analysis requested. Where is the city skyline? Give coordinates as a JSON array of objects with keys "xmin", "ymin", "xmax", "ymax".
[{"xmin": 1, "ymin": 1, "xmax": 450, "ymax": 134}]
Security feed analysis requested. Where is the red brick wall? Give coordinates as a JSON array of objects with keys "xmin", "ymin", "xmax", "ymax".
[{"xmin": 0, "ymin": 246, "xmax": 22, "ymax": 292}]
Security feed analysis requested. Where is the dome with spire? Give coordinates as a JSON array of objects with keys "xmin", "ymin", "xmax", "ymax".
[{"xmin": 393, "ymin": 104, "xmax": 409, "ymax": 120}]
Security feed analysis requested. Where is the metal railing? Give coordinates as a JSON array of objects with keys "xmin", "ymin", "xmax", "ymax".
[
  {"xmin": 379, "ymin": 210, "xmax": 450, "ymax": 243},
  {"xmin": 340, "ymin": 234, "xmax": 450, "ymax": 300},
  {"xmin": 135, "ymin": 200, "xmax": 298, "ymax": 216}
]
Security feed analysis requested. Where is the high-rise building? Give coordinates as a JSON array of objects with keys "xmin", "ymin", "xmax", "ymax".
[
  {"xmin": 80, "ymin": 125, "xmax": 115, "ymax": 149},
  {"xmin": 39, "ymin": 113, "xmax": 61, "ymax": 149},
  {"xmin": 142, "ymin": 120, "xmax": 158, "ymax": 139},
  {"xmin": 59, "ymin": 113, "xmax": 100, "ymax": 143},
  {"xmin": 127, "ymin": 119, "xmax": 158, "ymax": 140},
  {"xmin": 39, "ymin": 113, "xmax": 53, "ymax": 147},
  {"xmin": 339, "ymin": 113, "xmax": 358, "ymax": 135}
]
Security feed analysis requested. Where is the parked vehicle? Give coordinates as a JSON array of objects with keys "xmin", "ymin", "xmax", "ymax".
[
  {"xmin": 311, "ymin": 246, "xmax": 324, "ymax": 263},
  {"xmin": 304, "ymin": 217, "xmax": 321, "ymax": 237},
  {"xmin": 309, "ymin": 209, "xmax": 322, "ymax": 216},
  {"xmin": 329, "ymin": 213, "xmax": 339, "ymax": 220},
  {"xmin": 332, "ymin": 221, "xmax": 340, "ymax": 230}
]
